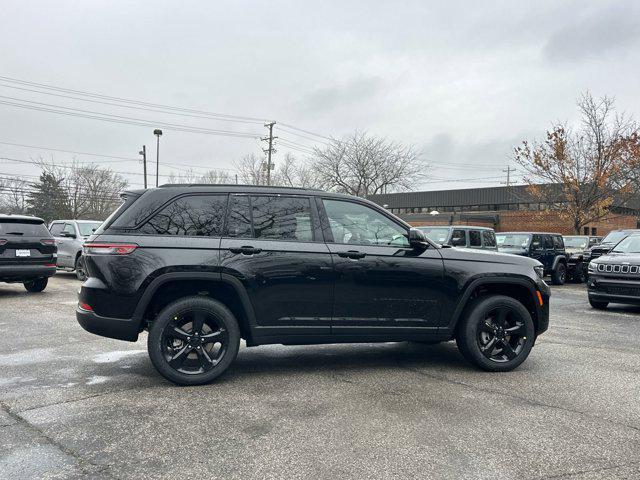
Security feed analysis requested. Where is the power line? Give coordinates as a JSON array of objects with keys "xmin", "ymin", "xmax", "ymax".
[{"xmin": 0, "ymin": 140, "xmax": 138, "ymax": 162}]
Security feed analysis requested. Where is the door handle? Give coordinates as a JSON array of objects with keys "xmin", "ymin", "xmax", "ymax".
[
  {"xmin": 229, "ymin": 246, "xmax": 262, "ymax": 255},
  {"xmin": 337, "ymin": 250, "xmax": 366, "ymax": 259}
]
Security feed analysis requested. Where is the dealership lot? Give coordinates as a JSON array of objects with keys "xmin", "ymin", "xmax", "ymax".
[{"xmin": 1, "ymin": 274, "xmax": 639, "ymax": 480}]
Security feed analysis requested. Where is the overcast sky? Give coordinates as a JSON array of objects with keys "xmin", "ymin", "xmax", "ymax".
[{"xmin": 1, "ymin": 0, "xmax": 639, "ymax": 191}]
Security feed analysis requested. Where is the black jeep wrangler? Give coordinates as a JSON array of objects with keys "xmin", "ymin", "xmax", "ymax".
[
  {"xmin": 587, "ymin": 233, "xmax": 640, "ymax": 309},
  {"xmin": 77, "ymin": 185, "xmax": 550, "ymax": 385},
  {"xmin": 496, "ymin": 232, "xmax": 571, "ymax": 285}
]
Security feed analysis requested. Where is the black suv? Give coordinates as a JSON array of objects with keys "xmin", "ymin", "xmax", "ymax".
[
  {"xmin": 0, "ymin": 214, "xmax": 57, "ymax": 292},
  {"xmin": 587, "ymin": 234, "xmax": 640, "ymax": 309},
  {"xmin": 77, "ymin": 185, "xmax": 550, "ymax": 385},
  {"xmin": 586, "ymin": 229, "xmax": 640, "ymax": 264},
  {"xmin": 496, "ymin": 232, "xmax": 570, "ymax": 285}
]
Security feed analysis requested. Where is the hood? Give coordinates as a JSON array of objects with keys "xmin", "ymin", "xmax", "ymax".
[
  {"xmin": 497, "ymin": 246, "xmax": 528, "ymax": 256},
  {"xmin": 565, "ymin": 247, "xmax": 585, "ymax": 255},
  {"xmin": 593, "ymin": 252, "xmax": 640, "ymax": 264},
  {"xmin": 440, "ymin": 246, "xmax": 541, "ymax": 268}
]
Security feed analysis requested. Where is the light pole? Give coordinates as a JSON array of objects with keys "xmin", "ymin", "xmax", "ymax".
[{"xmin": 153, "ymin": 129, "xmax": 163, "ymax": 187}]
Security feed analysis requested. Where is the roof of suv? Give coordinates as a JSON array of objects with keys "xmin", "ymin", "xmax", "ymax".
[
  {"xmin": 417, "ymin": 225, "xmax": 494, "ymax": 231},
  {"xmin": 50, "ymin": 219, "xmax": 102, "ymax": 223},
  {"xmin": 498, "ymin": 231, "xmax": 562, "ymax": 236},
  {"xmin": 157, "ymin": 184, "xmax": 326, "ymax": 194},
  {"xmin": 0, "ymin": 214, "xmax": 45, "ymax": 223}
]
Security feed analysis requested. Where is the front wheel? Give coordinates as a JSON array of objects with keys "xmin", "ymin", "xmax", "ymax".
[
  {"xmin": 147, "ymin": 296, "xmax": 241, "ymax": 385},
  {"xmin": 24, "ymin": 277, "xmax": 48, "ymax": 293},
  {"xmin": 551, "ymin": 263, "xmax": 567, "ymax": 285},
  {"xmin": 75, "ymin": 256, "xmax": 87, "ymax": 281},
  {"xmin": 456, "ymin": 295, "xmax": 535, "ymax": 372}
]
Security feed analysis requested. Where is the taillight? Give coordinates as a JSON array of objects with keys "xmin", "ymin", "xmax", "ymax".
[
  {"xmin": 83, "ymin": 243, "xmax": 138, "ymax": 255},
  {"xmin": 79, "ymin": 302, "xmax": 93, "ymax": 311},
  {"xmin": 40, "ymin": 238, "xmax": 55, "ymax": 245}
]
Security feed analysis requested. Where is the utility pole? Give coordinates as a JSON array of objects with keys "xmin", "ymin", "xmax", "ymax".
[
  {"xmin": 261, "ymin": 122, "xmax": 277, "ymax": 185},
  {"xmin": 139, "ymin": 145, "xmax": 147, "ymax": 189},
  {"xmin": 502, "ymin": 166, "xmax": 516, "ymax": 187},
  {"xmin": 153, "ymin": 129, "xmax": 163, "ymax": 187}
]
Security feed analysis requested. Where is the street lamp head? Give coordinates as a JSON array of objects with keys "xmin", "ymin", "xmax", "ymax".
[{"xmin": 153, "ymin": 129, "xmax": 163, "ymax": 136}]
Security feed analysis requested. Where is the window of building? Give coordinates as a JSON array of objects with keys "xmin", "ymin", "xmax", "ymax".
[
  {"xmin": 469, "ymin": 230, "xmax": 482, "ymax": 247},
  {"xmin": 591, "ymin": 227, "xmax": 597, "ymax": 235},
  {"xmin": 323, "ymin": 199, "xmax": 409, "ymax": 247},
  {"xmin": 140, "ymin": 194, "xmax": 227, "ymax": 236}
]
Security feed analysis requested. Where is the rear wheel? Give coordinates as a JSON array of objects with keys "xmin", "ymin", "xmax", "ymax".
[
  {"xmin": 24, "ymin": 277, "xmax": 48, "ymax": 293},
  {"xmin": 571, "ymin": 265, "xmax": 586, "ymax": 283},
  {"xmin": 456, "ymin": 295, "xmax": 535, "ymax": 372},
  {"xmin": 75, "ymin": 256, "xmax": 87, "ymax": 281},
  {"xmin": 551, "ymin": 263, "xmax": 567, "ymax": 285},
  {"xmin": 147, "ymin": 296, "xmax": 241, "ymax": 386},
  {"xmin": 588, "ymin": 297, "xmax": 608, "ymax": 310}
]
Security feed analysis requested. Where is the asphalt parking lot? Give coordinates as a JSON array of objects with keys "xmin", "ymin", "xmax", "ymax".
[{"xmin": 1, "ymin": 274, "xmax": 639, "ymax": 480}]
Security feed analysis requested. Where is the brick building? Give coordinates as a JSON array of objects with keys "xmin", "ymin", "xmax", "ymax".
[{"xmin": 369, "ymin": 184, "xmax": 640, "ymax": 236}]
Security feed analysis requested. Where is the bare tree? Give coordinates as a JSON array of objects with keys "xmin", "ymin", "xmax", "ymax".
[
  {"xmin": 235, "ymin": 153, "xmax": 267, "ymax": 185},
  {"xmin": 515, "ymin": 92, "xmax": 639, "ymax": 234},
  {"xmin": 272, "ymin": 153, "xmax": 324, "ymax": 189},
  {"xmin": 311, "ymin": 131, "xmax": 426, "ymax": 196},
  {"xmin": 166, "ymin": 168, "xmax": 233, "ymax": 184},
  {"xmin": 0, "ymin": 177, "xmax": 29, "ymax": 214}
]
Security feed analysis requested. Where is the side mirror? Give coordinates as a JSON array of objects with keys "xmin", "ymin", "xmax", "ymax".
[
  {"xmin": 408, "ymin": 228, "xmax": 427, "ymax": 247},
  {"xmin": 61, "ymin": 232, "xmax": 77, "ymax": 239}
]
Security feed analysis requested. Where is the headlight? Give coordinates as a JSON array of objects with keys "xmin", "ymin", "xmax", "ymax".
[
  {"xmin": 588, "ymin": 262, "xmax": 597, "ymax": 272},
  {"xmin": 534, "ymin": 265, "xmax": 544, "ymax": 278}
]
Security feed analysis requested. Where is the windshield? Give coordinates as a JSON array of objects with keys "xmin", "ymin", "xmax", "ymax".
[
  {"xmin": 416, "ymin": 227, "xmax": 450, "ymax": 244},
  {"xmin": 563, "ymin": 236, "xmax": 589, "ymax": 249},
  {"xmin": 602, "ymin": 231, "xmax": 628, "ymax": 244},
  {"xmin": 0, "ymin": 220, "xmax": 50, "ymax": 236},
  {"xmin": 611, "ymin": 235, "xmax": 640, "ymax": 254},
  {"xmin": 78, "ymin": 222, "xmax": 102, "ymax": 236},
  {"xmin": 496, "ymin": 233, "xmax": 531, "ymax": 248}
]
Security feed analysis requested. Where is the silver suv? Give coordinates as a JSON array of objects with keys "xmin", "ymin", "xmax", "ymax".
[{"xmin": 49, "ymin": 220, "xmax": 102, "ymax": 280}]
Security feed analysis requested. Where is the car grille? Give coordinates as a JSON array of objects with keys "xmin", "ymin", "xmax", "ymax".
[
  {"xmin": 603, "ymin": 286, "xmax": 640, "ymax": 296},
  {"xmin": 597, "ymin": 264, "xmax": 640, "ymax": 274}
]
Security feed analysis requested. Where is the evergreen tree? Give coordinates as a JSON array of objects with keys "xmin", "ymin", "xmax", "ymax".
[{"xmin": 26, "ymin": 172, "xmax": 72, "ymax": 222}]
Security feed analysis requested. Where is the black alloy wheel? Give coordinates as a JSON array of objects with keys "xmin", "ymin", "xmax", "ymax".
[
  {"xmin": 551, "ymin": 263, "xmax": 567, "ymax": 285},
  {"xmin": 456, "ymin": 295, "xmax": 535, "ymax": 372},
  {"xmin": 148, "ymin": 296, "xmax": 240, "ymax": 385}
]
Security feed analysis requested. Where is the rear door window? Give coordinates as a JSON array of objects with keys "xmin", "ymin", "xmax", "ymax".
[
  {"xmin": 469, "ymin": 230, "xmax": 482, "ymax": 247},
  {"xmin": 0, "ymin": 221, "xmax": 50, "ymax": 237},
  {"xmin": 553, "ymin": 235, "xmax": 564, "ymax": 249},
  {"xmin": 450, "ymin": 229, "xmax": 466, "ymax": 246},
  {"xmin": 251, "ymin": 196, "xmax": 314, "ymax": 241},
  {"xmin": 139, "ymin": 194, "xmax": 227, "ymax": 236},
  {"xmin": 482, "ymin": 230, "xmax": 496, "ymax": 247},
  {"xmin": 543, "ymin": 235, "xmax": 554, "ymax": 249}
]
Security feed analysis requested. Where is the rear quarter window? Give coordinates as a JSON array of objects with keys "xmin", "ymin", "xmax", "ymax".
[
  {"xmin": 139, "ymin": 194, "xmax": 227, "ymax": 236},
  {"xmin": 482, "ymin": 230, "xmax": 496, "ymax": 247}
]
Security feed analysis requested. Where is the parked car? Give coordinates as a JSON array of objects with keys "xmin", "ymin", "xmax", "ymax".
[
  {"xmin": 584, "ymin": 229, "xmax": 640, "ymax": 265},
  {"xmin": 563, "ymin": 235, "xmax": 602, "ymax": 281},
  {"xmin": 496, "ymin": 232, "xmax": 570, "ymax": 285},
  {"xmin": 76, "ymin": 185, "xmax": 550, "ymax": 385},
  {"xmin": 587, "ymin": 233, "xmax": 640, "ymax": 309},
  {"xmin": 49, "ymin": 220, "xmax": 102, "ymax": 280},
  {"xmin": 0, "ymin": 214, "xmax": 57, "ymax": 292},
  {"xmin": 415, "ymin": 225, "xmax": 498, "ymax": 251}
]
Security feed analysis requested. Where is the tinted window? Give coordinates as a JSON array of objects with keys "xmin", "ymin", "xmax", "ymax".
[
  {"xmin": 469, "ymin": 230, "xmax": 482, "ymax": 247},
  {"xmin": 450, "ymin": 229, "xmax": 466, "ymax": 246},
  {"xmin": 140, "ymin": 195, "xmax": 227, "ymax": 236},
  {"xmin": 323, "ymin": 199, "xmax": 409, "ymax": 247},
  {"xmin": 531, "ymin": 234, "xmax": 543, "ymax": 250},
  {"xmin": 543, "ymin": 235, "xmax": 554, "ymax": 249},
  {"xmin": 482, "ymin": 230, "xmax": 496, "ymax": 247},
  {"xmin": 251, "ymin": 196, "xmax": 314, "ymax": 241},
  {"xmin": 0, "ymin": 221, "xmax": 49, "ymax": 236},
  {"xmin": 226, "ymin": 195, "xmax": 252, "ymax": 238},
  {"xmin": 49, "ymin": 223, "xmax": 64, "ymax": 236},
  {"xmin": 553, "ymin": 236, "xmax": 564, "ymax": 249}
]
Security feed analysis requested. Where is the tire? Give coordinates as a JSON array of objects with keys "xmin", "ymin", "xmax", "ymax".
[
  {"xmin": 588, "ymin": 297, "xmax": 608, "ymax": 310},
  {"xmin": 456, "ymin": 295, "xmax": 536, "ymax": 372},
  {"xmin": 75, "ymin": 255, "xmax": 87, "ymax": 281},
  {"xmin": 571, "ymin": 265, "xmax": 586, "ymax": 283},
  {"xmin": 23, "ymin": 277, "xmax": 48, "ymax": 293},
  {"xmin": 551, "ymin": 263, "xmax": 567, "ymax": 285},
  {"xmin": 147, "ymin": 296, "xmax": 241, "ymax": 386}
]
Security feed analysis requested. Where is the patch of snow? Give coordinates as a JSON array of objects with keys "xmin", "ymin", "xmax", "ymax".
[{"xmin": 85, "ymin": 375, "xmax": 109, "ymax": 385}]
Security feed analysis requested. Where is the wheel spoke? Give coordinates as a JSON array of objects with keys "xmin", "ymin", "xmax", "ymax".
[
  {"xmin": 505, "ymin": 322, "xmax": 526, "ymax": 337},
  {"xmin": 201, "ymin": 329, "xmax": 224, "ymax": 343},
  {"xmin": 192, "ymin": 311, "xmax": 205, "ymax": 335},
  {"xmin": 494, "ymin": 307, "xmax": 508, "ymax": 328},
  {"xmin": 168, "ymin": 345, "xmax": 192, "ymax": 369},
  {"xmin": 169, "ymin": 326, "xmax": 190, "ymax": 342},
  {"xmin": 500, "ymin": 341, "xmax": 518, "ymax": 360},
  {"xmin": 481, "ymin": 337, "xmax": 497, "ymax": 358},
  {"xmin": 196, "ymin": 347, "xmax": 215, "ymax": 370}
]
